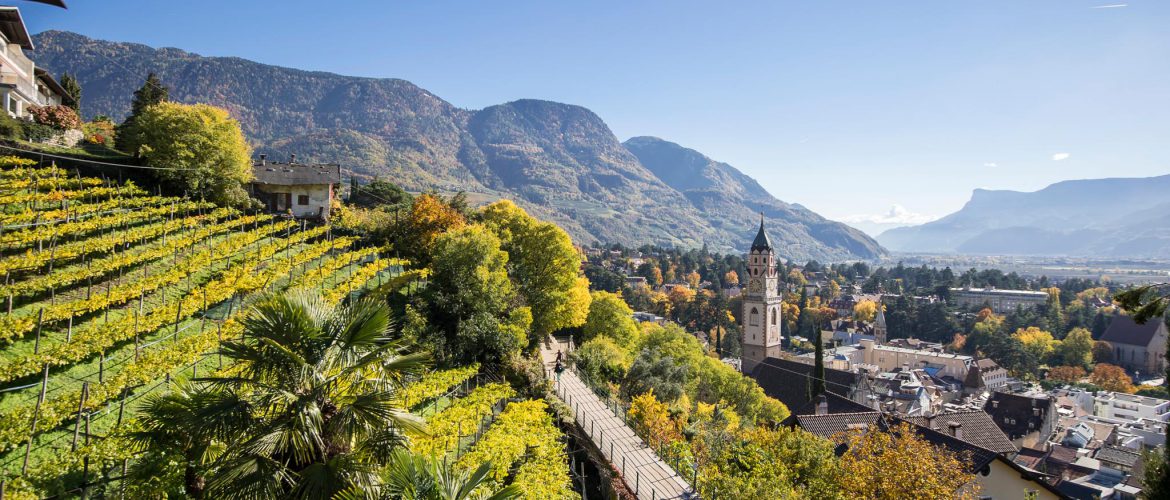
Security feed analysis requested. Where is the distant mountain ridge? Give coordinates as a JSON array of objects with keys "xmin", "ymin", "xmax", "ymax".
[
  {"xmin": 878, "ymin": 174, "xmax": 1170, "ymax": 258},
  {"xmin": 30, "ymin": 30, "xmax": 884, "ymax": 260}
]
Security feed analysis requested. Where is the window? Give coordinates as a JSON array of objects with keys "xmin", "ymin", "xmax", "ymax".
[
  {"xmin": 749, "ymin": 307, "xmax": 759, "ymax": 327},
  {"xmin": 297, "ymin": 195, "xmax": 309, "ymax": 205},
  {"xmin": 771, "ymin": 308, "xmax": 778, "ymax": 325}
]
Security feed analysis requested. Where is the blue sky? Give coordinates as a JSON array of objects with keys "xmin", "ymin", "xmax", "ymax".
[{"xmin": 20, "ymin": 0, "xmax": 1170, "ymax": 230}]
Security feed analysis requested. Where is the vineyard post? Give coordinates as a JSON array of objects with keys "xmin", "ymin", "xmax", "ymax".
[
  {"xmin": 116, "ymin": 387, "xmax": 127, "ymax": 427},
  {"xmin": 71, "ymin": 382, "xmax": 89, "ymax": 452},
  {"xmin": 99, "ymin": 351, "xmax": 104, "ymax": 384},
  {"xmin": 133, "ymin": 309, "xmax": 140, "ymax": 361},
  {"xmin": 33, "ymin": 308, "xmax": 43, "ymax": 355},
  {"xmin": 46, "ymin": 231, "xmax": 57, "ymax": 273},
  {"xmin": 22, "ymin": 365, "xmax": 50, "ymax": 474},
  {"xmin": 217, "ymin": 323, "xmax": 223, "ymax": 369},
  {"xmin": 104, "ymin": 280, "xmax": 112, "ymax": 323},
  {"xmin": 5, "ymin": 272, "xmax": 10, "ymax": 316},
  {"xmin": 173, "ymin": 300, "xmax": 183, "ymax": 342}
]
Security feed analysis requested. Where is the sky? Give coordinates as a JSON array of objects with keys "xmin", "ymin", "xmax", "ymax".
[{"xmin": 20, "ymin": 0, "xmax": 1170, "ymax": 232}]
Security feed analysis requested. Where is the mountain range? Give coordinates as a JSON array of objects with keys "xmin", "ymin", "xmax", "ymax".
[
  {"xmin": 878, "ymin": 174, "xmax": 1170, "ymax": 258},
  {"xmin": 29, "ymin": 30, "xmax": 883, "ymax": 261}
]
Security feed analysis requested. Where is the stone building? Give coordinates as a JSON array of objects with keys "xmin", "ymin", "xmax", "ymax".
[
  {"xmin": 1099, "ymin": 315, "xmax": 1168, "ymax": 375},
  {"xmin": 249, "ymin": 154, "xmax": 341, "ymax": 220},
  {"xmin": 740, "ymin": 215, "xmax": 782, "ymax": 375}
]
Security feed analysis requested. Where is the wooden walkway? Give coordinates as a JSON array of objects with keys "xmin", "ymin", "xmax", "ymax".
[{"xmin": 542, "ymin": 337, "xmax": 693, "ymax": 499}]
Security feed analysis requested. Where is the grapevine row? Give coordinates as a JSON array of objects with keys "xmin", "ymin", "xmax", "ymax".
[
  {"xmin": 398, "ymin": 364, "xmax": 480, "ymax": 411},
  {"xmin": 0, "ymin": 200, "xmax": 215, "ymax": 248},
  {"xmin": 0, "ymin": 214, "xmax": 270, "ymax": 300},
  {"xmin": 0, "ymin": 215, "xmax": 288, "ymax": 344},
  {"xmin": 455, "ymin": 399, "xmax": 574, "ymax": 498},
  {"xmin": 0, "ymin": 183, "xmax": 148, "ymax": 207},
  {"xmin": 0, "ymin": 207, "xmax": 236, "ymax": 275},
  {"xmin": 0, "ymin": 195, "xmax": 179, "ymax": 229},
  {"xmin": 0, "ymin": 234, "xmax": 353, "ymax": 451},
  {"xmin": 409, "ymin": 383, "xmax": 515, "ymax": 458},
  {"xmin": 0, "ymin": 222, "xmax": 321, "ymax": 365}
]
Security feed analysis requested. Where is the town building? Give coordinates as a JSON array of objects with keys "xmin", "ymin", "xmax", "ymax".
[
  {"xmin": 740, "ymin": 215, "xmax": 782, "ymax": 375},
  {"xmin": 1092, "ymin": 391, "xmax": 1170, "ymax": 423},
  {"xmin": 857, "ymin": 338, "xmax": 973, "ymax": 380},
  {"xmin": 250, "ymin": 154, "xmax": 341, "ymax": 220},
  {"xmin": 0, "ymin": 7, "xmax": 73, "ymax": 118},
  {"xmin": 984, "ymin": 392, "xmax": 1057, "ymax": 449},
  {"xmin": 950, "ymin": 286, "xmax": 1049, "ymax": 313},
  {"xmin": 1099, "ymin": 315, "xmax": 1168, "ymax": 375}
]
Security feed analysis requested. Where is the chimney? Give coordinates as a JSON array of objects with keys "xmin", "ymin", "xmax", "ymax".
[
  {"xmin": 948, "ymin": 421, "xmax": 963, "ymax": 440},
  {"xmin": 290, "ymin": 154, "xmax": 297, "ymax": 164},
  {"xmin": 816, "ymin": 394, "xmax": 829, "ymax": 416},
  {"xmin": 259, "ymin": 153, "xmax": 266, "ymax": 166}
]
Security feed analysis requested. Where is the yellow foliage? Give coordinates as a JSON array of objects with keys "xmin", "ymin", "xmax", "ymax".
[{"xmin": 853, "ymin": 300, "xmax": 878, "ymax": 322}]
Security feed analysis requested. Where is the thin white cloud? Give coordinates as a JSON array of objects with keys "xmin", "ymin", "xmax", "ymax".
[
  {"xmin": 983, "ymin": 162, "xmax": 998, "ymax": 168},
  {"xmin": 843, "ymin": 205, "xmax": 938, "ymax": 225},
  {"xmin": 1091, "ymin": 4, "xmax": 1127, "ymax": 8},
  {"xmin": 1052, "ymin": 152, "xmax": 1071, "ymax": 161}
]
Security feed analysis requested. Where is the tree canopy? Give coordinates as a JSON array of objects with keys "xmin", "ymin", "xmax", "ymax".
[{"xmin": 131, "ymin": 102, "xmax": 253, "ymax": 206}]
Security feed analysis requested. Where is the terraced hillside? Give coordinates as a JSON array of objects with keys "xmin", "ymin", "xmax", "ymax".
[{"xmin": 0, "ymin": 157, "xmax": 411, "ymax": 498}]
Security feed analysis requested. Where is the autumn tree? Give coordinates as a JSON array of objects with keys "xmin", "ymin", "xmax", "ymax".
[
  {"xmin": 627, "ymin": 390, "xmax": 683, "ymax": 451},
  {"xmin": 724, "ymin": 270, "xmax": 739, "ymax": 287},
  {"xmin": 686, "ymin": 270, "xmax": 702, "ymax": 289},
  {"xmin": 402, "ymin": 193, "xmax": 466, "ymax": 262},
  {"xmin": 582, "ymin": 290, "xmax": 639, "ymax": 347},
  {"xmin": 1013, "ymin": 327, "xmax": 1057, "ymax": 365},
  {"xmin": 1090, "ymin": 363, "xmax": 1135, "ymax": 393},
  {"xmin": 853, "ymin": 300, "xmax": 878, "ymax": 323},
  {"xmin": 1056, "ymin": 327, "xmax": 1094, "ymax": 369},
  {"xmin": 480, "ymin": 200, "xmax": 591, "ymax": 341},
  {"xmin": 1048, "ymin": 366, "xmax": 1087, "ymax": 384},
  {"xmin": 836, "ymin": 422, "xmax": 980, "ymax": 500},
  {"xmin": 131, "ymin": 102, "xmax": 253, "ymax": 206}
]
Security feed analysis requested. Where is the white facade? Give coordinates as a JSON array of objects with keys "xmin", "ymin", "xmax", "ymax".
[{"xmin": 1093, "ymin": 392, "xmax": 1170, "ymax": 422}]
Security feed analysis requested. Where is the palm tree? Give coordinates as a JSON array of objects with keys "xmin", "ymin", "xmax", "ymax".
[
  {"xmin": 138, "ymin": 291, "xmax": 430, "ymax": 499},
  {"xmin": 338, "ymin": 449, "xmax": 521, "ymax": 500}
]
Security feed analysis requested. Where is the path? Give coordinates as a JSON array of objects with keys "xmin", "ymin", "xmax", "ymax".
[{"xmin": 542, "ymin": 336, "xmax": 693, "ymax": 500}]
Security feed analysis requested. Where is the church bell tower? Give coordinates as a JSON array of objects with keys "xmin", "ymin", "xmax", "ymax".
[{"xmin": 741, "ymin": 214, "xmax": 782, "ymax": 375}]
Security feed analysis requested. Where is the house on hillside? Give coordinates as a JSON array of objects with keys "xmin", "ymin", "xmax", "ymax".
[
  {"xmin": 0, "ymin": 7, "xmax": 73, "ymax": 118},
  {"xmin": 249, "ymin": 154, "xmax": 341, "ymax": 220},
  {"xmin": 1100, "ymin": 315, "xmax": 1168, "ymax": 375}
]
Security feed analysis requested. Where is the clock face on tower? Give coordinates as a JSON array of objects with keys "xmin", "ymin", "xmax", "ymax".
[{"xmin": 747, "ymin": 278, "xmax": 762, "ymax": 294}]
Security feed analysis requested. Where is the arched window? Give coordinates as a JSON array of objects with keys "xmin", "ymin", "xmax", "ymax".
[
  {"xmin": 771, "ymin": 307, "xmax": 778, "ymax": 325},
  {"xmin": 749, "ymin": 307, "xmax": 759, "ymax": 326}
]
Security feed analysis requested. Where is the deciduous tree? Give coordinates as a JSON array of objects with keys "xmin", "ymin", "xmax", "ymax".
[
  {"xmin": 131, "ymin": 102, "xmax": 253, "ymax": 206},
  {"xmin": 582, "ymin": 290, "xmax": 638, "ymax": 347},
  {"xmin": 1090, "ymin": 363, "xmax": 1135, "ymax": 393},
  {"xmin": 1047, "ymin": 365, "xmax": 1087, "ymax": 384},
  {"xmin": 853, "ymin": 300, "xmax": 878, "ymax": 323},
  {"xmin": 836, "ymin": 422, "xmax": 980, "ymax": 500}
]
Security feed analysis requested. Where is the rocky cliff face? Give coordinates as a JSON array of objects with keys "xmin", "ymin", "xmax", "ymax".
[{"xmin": 32, "ymin": 30, "xmax": 885, "ymax": 260}]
